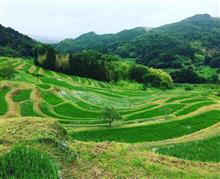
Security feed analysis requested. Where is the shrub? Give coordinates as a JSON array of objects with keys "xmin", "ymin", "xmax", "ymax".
[
  {"xmin": 216, "ymin": 91, "xmax": 220, "ymax": 97},
  {"xmin": 210, "ymin": 74, "xmax": 219, "ymax": 84},
  {"xmin": 209, "ymin": 56, "xmax": 220, "ymax": 68},
  {"xmin": 129, "ymin": 65, "xmax": 173, "ymax": 89},
  {"xmin": 184, "ymin": 85, "xmax": 194, "ymax": 91},
  {"xmin": 143, "ymin": 67, "xmax": 173, "ymax": 88},
  {"xmin": 0, "ymin": 65, "xmax": 17, "ymax": 80},
  {"xmin": 170, "ymin": 65, "xmax": 207, "ymax": 83},
  {"xmin": 112, "ymin": 80, "xmax": 145, "ymax": 90},
  {"xmin": 0, "ymin": 145, "xmax": 59, "ymax": 179}
]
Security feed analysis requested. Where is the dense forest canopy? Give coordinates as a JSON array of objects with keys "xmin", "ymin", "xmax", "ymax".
[
  {"xmin": 54, "ymin": 27, "xmax": 148, "ymax": 54},
  {"xmin": 0, "ymin": 24, "xmax": 37, "ymax": 57},
  {"xmin": 35, "ymin": 46, "xmax": 173, "ymax": 88}
]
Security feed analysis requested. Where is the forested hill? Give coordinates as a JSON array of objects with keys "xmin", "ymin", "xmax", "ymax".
[
  {"xmin": 0, "ymin": 24, "xmax": 37, "ymax": 57},
  {"xmin": 135, "ymin": 14, "xmax": 220, "ymax": 68},
  {"xmin": 54, "ymin": 14, "xmax": 220, "ymax": 68},
  {"xmin": 54, "ymin": 27, "xmax": 149, "ymax": 54},
  {"xmin": 154, "ymin": 14, "xmax": 220, "ymax": 51}
]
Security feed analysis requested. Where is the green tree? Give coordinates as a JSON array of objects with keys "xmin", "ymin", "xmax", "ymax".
[
  {"xmin": 210, "ymin": 74, "xmax": 219, "ymax": 84},
  {"xmin": 44, "ymin": 46, "xmax": 56, "ymax": 70},
  {"xmin": 129, "ymin": 64, "xmax": 148, "ymax": 83},
  {"xmin": 101, "ymin": 106, "xmax": 122, "ymax": 127},
  {"xmin": 209, "ymin": 56, "xmax": 220, "ymax": 68},
  {"xmin": 34, "ymin": 45, "xmax": 56, "ymax": 70},
  {"xmin": 170, "ymin": 65, "xmax": 206, "ymax": 83}
]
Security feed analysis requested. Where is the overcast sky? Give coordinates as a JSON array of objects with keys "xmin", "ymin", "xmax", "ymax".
[{"xmin": 0, "ymin": 0, "xmax": 219, "ymax": 42}]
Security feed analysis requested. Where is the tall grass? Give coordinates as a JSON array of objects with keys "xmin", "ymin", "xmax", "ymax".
[
  {"xmin": 0, "ymin": 145, "xmax": 59, "ymax": 178},
  {"xmin": 155, "ymin": 136, "xmax": 220, "ymax": 162}
]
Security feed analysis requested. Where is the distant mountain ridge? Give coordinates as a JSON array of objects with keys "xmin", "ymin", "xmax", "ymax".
[
  {"xmin": 54, "ymin": 27, "xmax": 149, "ymax": 54},
  {"xmin": 53, "ymin": 14, "xmax": 220, "ymax": 61}
]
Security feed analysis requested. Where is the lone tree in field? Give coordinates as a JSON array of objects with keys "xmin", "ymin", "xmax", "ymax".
[{"xmin": 101, "ymin": 106, "xmax": 122, "ymax": 127}]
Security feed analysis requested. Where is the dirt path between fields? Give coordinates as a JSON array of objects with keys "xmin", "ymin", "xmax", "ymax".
[
  {"xmin": 31, "ymin": 88, "xmax": 46, "ymax": 117},
  {"xmin": 4, "ymin": 88, "xmax": 21, "ymax": 117}
]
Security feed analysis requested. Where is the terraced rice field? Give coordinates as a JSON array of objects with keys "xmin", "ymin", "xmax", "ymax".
[{"xmin": 1, "ymin": 57, "xmax": 220, "ymax": 163}]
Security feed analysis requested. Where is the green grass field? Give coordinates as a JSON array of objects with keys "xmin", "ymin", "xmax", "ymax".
[
  {"xmin": 155, "ymin": 135, "xmax": 220, "ymax": 162},
  {"xmin": 71, "ymin": 110, "xmax": 220, "ymax": 143},
  {"xmin": 13, "ymin": 89, "xmax": 32, "ymax": 102}
]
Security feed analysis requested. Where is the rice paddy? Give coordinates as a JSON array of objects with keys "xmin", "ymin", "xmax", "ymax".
[{"xmin": 0, "ymin": 56, "xmax": 220, "ymax": 165}]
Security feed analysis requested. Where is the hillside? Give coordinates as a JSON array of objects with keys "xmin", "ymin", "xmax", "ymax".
[
  {"xmin": 54, "ymin": 14, "xmax": 220, "ymax": 69},
  {"xmin": 54, "ymin": 27, "xmax": 148, "ymax": 54},
  {"xmin": 155, "ymin": 14, "xmax": 220, "ymax": 47},
  {"xmin": 1, "ymin": 117, "xmax": 219, "ymax": 178},
  {"xmin": 0, "ymin": 24, "xmax": 37, "ymax": 57},
  {"xmin": 0, "ymin": 56, "xmax": 220, "ymax": 178}
]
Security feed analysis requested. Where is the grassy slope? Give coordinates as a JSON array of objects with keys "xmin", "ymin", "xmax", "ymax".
[
  {"xmin": 0, "ymin": 87, "xmax": 10, "ymax": 115},
  {"xmin": 0, "ymin": 117, "xmax": 219, "ymax": 179}
]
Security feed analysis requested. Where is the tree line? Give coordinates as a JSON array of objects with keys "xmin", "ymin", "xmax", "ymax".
[{"xmin": 34, "ymin": 45, "xmax": 173, "ymax": 89}]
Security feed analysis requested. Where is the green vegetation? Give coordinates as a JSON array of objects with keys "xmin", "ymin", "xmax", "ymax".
[
  {"xmin": 54, "ymin": 14, "xmax": 220, "ymax": 67},
  {"xmin": 41, "ymin": 91, "xmax": 63, "ymax": 105},
  {"xmin": 155, "ymin": 136, "xmax": 220, "ymax": 162},
  {"xmin": 0, "ymin": 24, "xmax": 37, "ymax": 57},
  {"xmin": 101, "ymin": 106, "xmax": 122, "ymax": 126},
  {"xmin": 71, "ymin": 110, "xmax": 220, "ymax": 143},
  {"xmin": 36, "ymin": 49, "xmax": 173, "ymax": 88},
  {"xmin": 125, "ymin": 104, "xmax": 184, "ymax": 120},
  {"xmin": 129, "ymin": 64, "xmax": 173, "ymax": 88},
  {"xmin": 34, "ymin": 45, "xmax": 56, "ymax": 70},
  {"xmin": 1, "ymin": 13, "xmax": 220, "ymax": 178},
  {"xmin": 176, "ymin": 101, "xmax": 215, "ymax": 116},
  {"xmin": 37, "ymin": 83, "xmax": 51, "ymax": 89},
  {"xmin": 20, "ymin": 100, "xmax": 40, "ymax": 117},
  {"xmin": 0, "ymin": 57, "xmax": 220, "ymax": 178},
  {"xmin": 0, "ymin": 145, "xmax": 59, "ymax": 178},
  {"xmin": 0, "ymin": 87, "xmax": 10, "ymax": 115},
  {"xmin": 54, "ymin": 103, "xmax": 98, "ymax": 119},
  {"xmin": 170, "ymin": 65, "xmax": 207, "ymax": 83},
  {"xmin": 13, "ymin": 89, "xmax": 32, "ymax": 102},
  {"xmin": 53, "ymin": 15, "xmax": 220, "ymax": 73},
  {"xmin": 0, "ymin": 64, "xmax": 17, "ymax": 80},
  {"xmin": 112, "ymin": 80, "xmax": 145, "ymax": 90}
]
